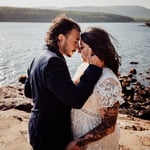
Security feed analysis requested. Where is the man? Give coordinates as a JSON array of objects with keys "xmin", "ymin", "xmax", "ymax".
[{"xmin": 24, "ymin": 15, "xmax": 102, "ymax": 150}]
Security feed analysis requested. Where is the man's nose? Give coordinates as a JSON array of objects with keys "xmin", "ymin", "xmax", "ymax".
[{"xmin": 77, "ymin": 43, "xmax": 82, "ymax": 53}]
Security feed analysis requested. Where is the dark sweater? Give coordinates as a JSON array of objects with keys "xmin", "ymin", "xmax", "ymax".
[{"xmin": 24, "ymin": 45, "xmax": 102, "ymax": 150}]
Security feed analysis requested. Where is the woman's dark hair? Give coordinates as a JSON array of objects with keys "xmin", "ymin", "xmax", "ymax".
[
  {"xmin": 81, "ymin": 27, "xmax": 121, "ymax": 75},
  {"xmin": 45, "ymin": 15, "xmax": 81, "ymax": 49}
]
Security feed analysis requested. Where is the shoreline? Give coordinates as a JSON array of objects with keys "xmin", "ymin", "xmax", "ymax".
[
  {"xmin": 0, "ymin": 65, "xmax": 150, "ymax": 120},
  {"xmin": 0, "ymin": 65, "xmax": 150, "ymax": 150},
  {"xmin": 0, "ymin": 85, "xmax": 150, "ymax": 150}
]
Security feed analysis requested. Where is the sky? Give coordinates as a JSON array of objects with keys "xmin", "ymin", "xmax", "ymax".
[{"xmin": 0, "ymin": 0, "xmax": 150, "ymax": 9}]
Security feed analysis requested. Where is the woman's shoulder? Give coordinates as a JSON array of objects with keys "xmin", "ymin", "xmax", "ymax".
[
  {"xmin": 72, "ymin": 62, "xmax": 89, "ymax": 81},
  {"xmin": 100, "ymin": 67, "xmax": 118, "ymax": 81},
  {"xmin": 96, "ymin": 67, "xmax": 122, "ymax": 91},
  {"xmin": 94, "ymin": 67, "xmax": 124, "ymax": 106}
]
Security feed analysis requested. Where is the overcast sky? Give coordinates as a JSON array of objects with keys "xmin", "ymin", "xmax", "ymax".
[{"xmin": 0, "ymin": 0, "xmax": 150, "ymax": 9}]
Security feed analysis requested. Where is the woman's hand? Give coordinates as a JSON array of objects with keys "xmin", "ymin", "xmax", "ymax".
[{"xmin": 65, "ymin": 140, "xmax": 81, "ymax": 150}]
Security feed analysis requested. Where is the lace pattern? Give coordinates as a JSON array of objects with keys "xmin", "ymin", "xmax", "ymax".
[
  {"xmin": 71, "ymin": 108, "xmax": 101, "ymax": 139},
  {"xmin": 71, "ymin": 67, "xmax": 124, "ymax": 150},
  {"xmin": 95, "ymin": 77, "xmax": 124, "ymax": 108}
]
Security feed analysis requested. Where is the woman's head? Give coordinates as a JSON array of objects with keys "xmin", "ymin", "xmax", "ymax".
[{"xmin": 80, "ymin": 27, "xmax": 121, "ymax": 75}]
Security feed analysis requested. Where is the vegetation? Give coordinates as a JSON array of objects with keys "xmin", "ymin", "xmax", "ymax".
[
  {"xmin": 63, "ymin": 6, "xmax": 150, "ymax": 20},
  {"xmin": 0, "ymin": 7, "xmax": 134, "ymax": 22}
]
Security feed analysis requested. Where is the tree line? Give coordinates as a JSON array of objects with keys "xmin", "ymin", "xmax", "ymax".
[{"xmin": 0, "ymin": 7, "xmax": 134, "ymax": 22}]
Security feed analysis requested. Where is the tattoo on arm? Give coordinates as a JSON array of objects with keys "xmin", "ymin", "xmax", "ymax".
[{"xmin": 76, "ymin": 101, "xmax": 119, "ymax": 147}]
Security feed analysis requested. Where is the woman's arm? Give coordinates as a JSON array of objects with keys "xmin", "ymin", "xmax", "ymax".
[
  {"xmin": 66, "ymin": 101, "xmax": 119, "ymax": 150},
  {"xmin": 72, "ymin": 63, "xmax": 89, "ymax": 85},
  {"xmin": 66, "ymin": 78, "xmax": 122, "ymax": 150},
  {"xmin": 76, "ymin": 101, "xmax": 119, "ymax": 147}
]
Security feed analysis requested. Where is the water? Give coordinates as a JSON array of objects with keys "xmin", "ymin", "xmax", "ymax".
[{"xmin": 0, "ymin": 22, "xmax": 150, "ymax": 86}]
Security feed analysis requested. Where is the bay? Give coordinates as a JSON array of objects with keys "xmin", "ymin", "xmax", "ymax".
[{"xmin": 0, "ymin": 22, "xmax": 150, "ymax": 86}]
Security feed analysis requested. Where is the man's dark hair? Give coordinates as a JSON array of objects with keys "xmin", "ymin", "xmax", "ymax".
[{"xmin": 45, "ymin": 15, "xmax": 81, "ymax": 49}]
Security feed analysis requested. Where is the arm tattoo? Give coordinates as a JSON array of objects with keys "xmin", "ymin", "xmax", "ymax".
[{"xmin": 76, "ymin": 101, "xmax": 119, "ymax": 147}]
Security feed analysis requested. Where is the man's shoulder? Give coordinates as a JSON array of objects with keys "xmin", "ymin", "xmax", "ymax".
[
  {"xmin": 43, "ymin": 49, "xmax": 58, "ymax": 59},
  {"xmin": 43, "ymin": 45, "xmax": 65, "ymax": 62}
]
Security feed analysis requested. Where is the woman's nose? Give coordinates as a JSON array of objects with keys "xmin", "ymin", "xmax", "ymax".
[{"xmin": 77, "ymin": 47, "xmax": 81, "ymax": 53}]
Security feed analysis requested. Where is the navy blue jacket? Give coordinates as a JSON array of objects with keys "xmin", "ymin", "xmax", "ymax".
[{"xmin": 24, "ymin": 45, "xmax": 102, "ymax": 150}]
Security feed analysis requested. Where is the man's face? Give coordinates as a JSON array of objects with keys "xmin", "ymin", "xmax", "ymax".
[{"xmin": 59, "ymin": 29, "xmax": 80, "ymax": 57}]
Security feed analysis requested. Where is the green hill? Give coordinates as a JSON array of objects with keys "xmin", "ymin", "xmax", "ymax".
[
  {"xmin": 0, "ymin": 7, "xmax": 134, "ymax": 22},
  {"xmin": 62, "ymin": 6, "xmax": 150, "ymax": 20}
]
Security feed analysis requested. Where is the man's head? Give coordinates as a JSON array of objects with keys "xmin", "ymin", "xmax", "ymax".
[{"xmin": 45, "ymin": 15, "xmax": 81, "ymax": 57}]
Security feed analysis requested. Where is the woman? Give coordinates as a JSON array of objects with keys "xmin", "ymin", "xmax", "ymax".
[{"xmin": 67, "ymin": 27, "xmax": 124, "ymax": 150}]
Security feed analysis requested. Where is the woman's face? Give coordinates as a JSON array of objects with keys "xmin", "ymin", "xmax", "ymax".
[
  {"xmin": 79, "ymin": 40, "xmax": 105, "ymax": 67},
  {"xmin": 79, "ymin": 40, "xmax": 91, "ymax": 62}
]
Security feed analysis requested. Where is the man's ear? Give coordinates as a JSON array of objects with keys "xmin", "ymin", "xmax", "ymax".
[{"xmin": 58, "ymin": 34, "xmax": 65, "ymax": 41}]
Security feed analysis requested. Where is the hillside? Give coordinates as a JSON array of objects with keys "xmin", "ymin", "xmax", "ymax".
[
  {"xmin": 62, "ymin": 5, "xmax": 150, "ymax": 20},
  {"xmin": 0, "ymin": 7, "xmax": 134, "ymax": 22}
]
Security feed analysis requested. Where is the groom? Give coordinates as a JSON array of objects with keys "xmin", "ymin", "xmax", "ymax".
[{"xmin": 24, "ymin": 15, "xmax": 102, "ymax": 150}]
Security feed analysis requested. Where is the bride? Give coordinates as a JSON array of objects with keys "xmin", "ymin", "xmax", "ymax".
[{"xmin": 66, "ymin": 27, "xmax": 124, "ymax": 150}]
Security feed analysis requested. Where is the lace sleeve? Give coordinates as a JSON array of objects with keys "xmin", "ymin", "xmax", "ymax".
[
  {"xmin": 95, "ymin": 78, "xmax": 124, "ymax": 108},
  {"xmin": 72, "ymin": 63, "xmax": 89, "ymax": 84}
]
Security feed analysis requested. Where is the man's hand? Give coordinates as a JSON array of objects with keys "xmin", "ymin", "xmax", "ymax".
[
  {"xmin": 87, "ymin": 48, "xmax": 104, "ymax": 68},
  {"xmin": 65, "ymin": 140, "xmax": 81, "ymax": 150}
]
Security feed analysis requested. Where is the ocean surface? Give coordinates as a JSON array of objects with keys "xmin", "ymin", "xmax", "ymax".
[{"xmin": 0, "ymin": 22, "xmax": 150, "ymax": 86}]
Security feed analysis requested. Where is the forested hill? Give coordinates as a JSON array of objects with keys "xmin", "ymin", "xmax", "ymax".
[
  {"xmin": 0, "ymin": 7, "xmax": 134, "ymax": 22},
  {"xmin": 62, "ymin": 6, "xmax": 150, "ymax": 20}
]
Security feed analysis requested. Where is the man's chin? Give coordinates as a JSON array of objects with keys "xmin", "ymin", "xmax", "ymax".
[{"xmin": 68, "ymin": 52, "xmax": 75, "ymax": 57}]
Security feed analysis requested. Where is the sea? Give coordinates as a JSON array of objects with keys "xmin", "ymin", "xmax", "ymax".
[{"xmin": 0, "ymin": 22, "xmax": 150, "ymax": 86}]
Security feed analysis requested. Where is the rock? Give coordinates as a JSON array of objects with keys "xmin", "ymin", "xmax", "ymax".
[
  {"xmin": 0, "ymin": 86, "xmax": 33, "ymax": 112},
  {"xmin": 0, "ymin": 84, "xmax": 150, "ymax": 150},
  {"xmin": 119, "ymin": 68, "xmax": 150, "ymax": 120},
  {"xmin": 15, "ymin": 103, "xmax": 33, "ymax": 113},
  {"xmin": 130, "ymin": 61, "xmax": 139, "ymax": 65},
  {"xmin": 18, "ymin": 76, "xmax": 27, "ymax": 84},
  {"xmin": 129, "ymin": 68, "xmax": 137, "ymax": 74}
]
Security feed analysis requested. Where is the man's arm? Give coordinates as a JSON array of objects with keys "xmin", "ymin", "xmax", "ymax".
[
  {"xmin": 45, "ymin": 57, "xmax": 102, "ymax": 109},
  {"xmin": 24, "ymin": 68, "xmax": 32, "ymax": 98}
]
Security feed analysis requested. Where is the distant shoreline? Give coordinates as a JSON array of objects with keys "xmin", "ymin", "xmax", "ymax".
[{"xmin": 0, "ymin": 6, "xmax": 135, "ymax": 23}]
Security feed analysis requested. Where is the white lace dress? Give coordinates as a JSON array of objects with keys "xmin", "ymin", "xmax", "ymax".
[{"xmin": 71, "ymin": 64, "xmax": 124, "ymax": 150}]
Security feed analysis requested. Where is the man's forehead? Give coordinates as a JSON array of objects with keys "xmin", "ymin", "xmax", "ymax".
[{"xmin": 68, "ymin": 30, "xmax": 80, "ymax": 39}]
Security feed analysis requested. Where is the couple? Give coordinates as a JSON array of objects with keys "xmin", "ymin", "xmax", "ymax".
[{"xmin": 24, "ymin": 15, "xmax": 124, "ymax": 150}]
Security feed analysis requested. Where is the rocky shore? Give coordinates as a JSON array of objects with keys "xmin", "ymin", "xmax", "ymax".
[
  {"xmin": 119, "ymin": 67, "xmax": 150, "ymax": 120},
  {"xmin": 0, "ymin": 66, "xmax": 150, "ymax": 150}
]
